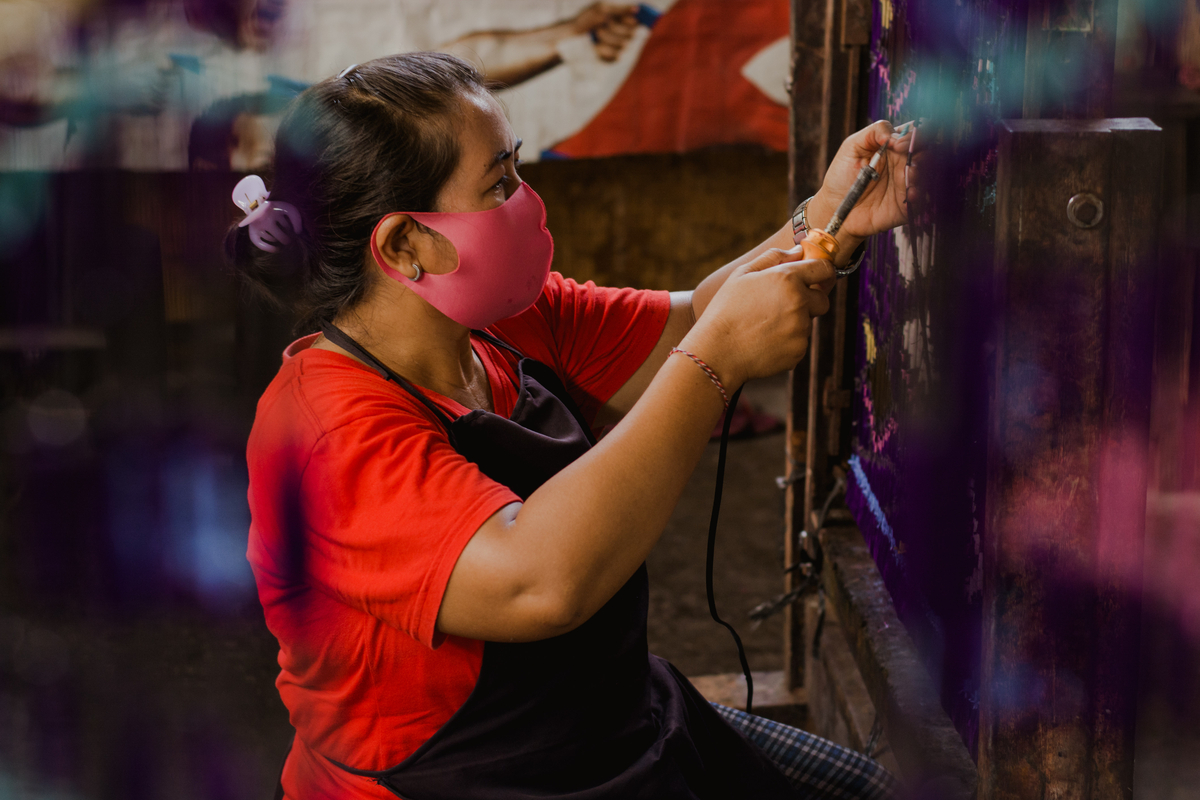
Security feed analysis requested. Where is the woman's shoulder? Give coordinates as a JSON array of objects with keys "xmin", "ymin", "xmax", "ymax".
[{"xmin": 249, "ymin": 336, "xmax": 445, "ymax": 458}]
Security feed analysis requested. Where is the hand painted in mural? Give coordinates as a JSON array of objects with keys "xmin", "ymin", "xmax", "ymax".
[
  {"xmin": 441, "ymin": 3, "xmax": 641, "ymax": 87},
  {"xmin": 183, "ymin": 5, "xmax": 646, "ymax": 171},
  {"xmin": 185, "ymin": 3, "xmax": 643, "ymax": 171}
]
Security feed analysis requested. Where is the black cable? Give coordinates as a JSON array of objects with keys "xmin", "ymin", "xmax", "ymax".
[{"xmin": 705, "ymin": 385, "xmax": 754, "ymax": 714}]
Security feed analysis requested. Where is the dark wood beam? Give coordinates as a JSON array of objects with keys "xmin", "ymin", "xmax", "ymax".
[
  {"xmin": 785, "ymin": 0, "xmax": 870, "ymax": 694},
  {"xmin": 981, "ymin": 118, "xmax": 1161, "ymax": 800},
  {"xmin": 784, "ymin": 0, "xmax": 834, "ymax": 692}
]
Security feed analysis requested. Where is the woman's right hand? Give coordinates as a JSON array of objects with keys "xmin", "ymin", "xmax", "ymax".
[
  {"xmin": 682, "ymin": 246, "xmax": 836, "ymax": 389},
  {"xmin": 571, "ymin": 3, "xmax": 640, "ymax": 61},
  {"xmin": 441, "ymin": 245, "xmax": 836, "ymax": 642}
]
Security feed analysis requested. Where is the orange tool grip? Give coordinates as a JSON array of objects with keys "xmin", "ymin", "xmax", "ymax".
[{"xmin": 800, "ymin": 228, "xmax": 840, "ymax": 262}]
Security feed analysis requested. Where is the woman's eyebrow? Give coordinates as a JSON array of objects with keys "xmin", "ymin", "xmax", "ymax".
[{"xmin": 482, "ymin": 139, "xmax": 523, "ymax": 178}]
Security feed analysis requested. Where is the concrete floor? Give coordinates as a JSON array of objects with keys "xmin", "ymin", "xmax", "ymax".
[{"xmin": 646, "ymin": 374, "xmax": 791, "ymax": 680}]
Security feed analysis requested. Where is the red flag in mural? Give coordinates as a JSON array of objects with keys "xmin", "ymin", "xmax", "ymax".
[{"xmin": 549, "ymin": 0, "xmax": 789, "ymax": 158}]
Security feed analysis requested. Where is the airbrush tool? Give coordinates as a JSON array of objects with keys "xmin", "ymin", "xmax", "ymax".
[{"xmin": 794, "ymin": 119, "xmax": 918, "ymax": 277}]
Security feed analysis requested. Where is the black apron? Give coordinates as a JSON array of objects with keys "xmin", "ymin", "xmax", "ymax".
[{"xmin": 316, "ymin": 324, "xmax": 796, "ymax": 800}]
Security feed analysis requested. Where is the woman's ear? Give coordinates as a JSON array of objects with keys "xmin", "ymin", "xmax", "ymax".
[{"xmin": 373, "ymin": 213, "xmax": 421, "ymax": 280}]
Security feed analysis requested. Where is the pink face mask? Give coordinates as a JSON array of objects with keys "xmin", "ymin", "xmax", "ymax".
[{"xmin": 370, "ymin": 182, "xmax": 554, "ymax": 329}]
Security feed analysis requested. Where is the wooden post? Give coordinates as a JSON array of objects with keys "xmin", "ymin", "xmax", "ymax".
[
  {"xmin": 808, "ymin": 0, "xmax": 870, "ymax": 530},
  {"xmin": 784, "ymin": 0, "xmax": 830, "ymax": 693},
  {"xmin": 980, "ymin": 118, "xmax": 1161, "ymax": 800},
  {"xmin": 785, "ymin": 0, "xmax": 869, "ymax": 692}
]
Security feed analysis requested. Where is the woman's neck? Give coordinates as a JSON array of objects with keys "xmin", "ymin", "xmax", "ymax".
[{"xmin": 321, "ymin": 284, "xmax": 494, "ymax": 412}]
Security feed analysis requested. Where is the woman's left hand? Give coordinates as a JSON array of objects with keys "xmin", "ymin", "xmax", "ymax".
[{"xmin": 807, "ymin": 120, "xmax": 917, "ymax": 249}]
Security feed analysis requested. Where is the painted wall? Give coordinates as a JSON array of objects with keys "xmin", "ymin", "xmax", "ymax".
[{"xmin": 0, "ymin": 0, "xmax": 792, "ymax": 170}]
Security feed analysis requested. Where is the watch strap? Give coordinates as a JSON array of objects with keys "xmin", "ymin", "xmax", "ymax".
[
  {"xmin": 792, "ymin": 194, "xmax": 868, "ymax": 277},
  {"xmin": 835, "ymin": 239, "xmax": 868, "ymax": 278},
  {"xmin": 791, "ymin": 196, "xmax": 813, "ymax": 246}
]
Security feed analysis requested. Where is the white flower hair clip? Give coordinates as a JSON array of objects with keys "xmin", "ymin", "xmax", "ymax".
[{"xmin": 232, "ymin": 175, "xmax": 303, "ymax": 253}]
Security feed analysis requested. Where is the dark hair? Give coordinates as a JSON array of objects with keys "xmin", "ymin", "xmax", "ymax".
[{"xmin": 225, "ymin": 52, "xmax": 488, "ymax": 331}]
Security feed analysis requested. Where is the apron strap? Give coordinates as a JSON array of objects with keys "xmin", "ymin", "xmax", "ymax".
[
  {"xmin": 319, "ymin": 322, "xmax": 458, "ymax": 435},
  {"xmin": 472, "ymin": 328, "xmax": 526, "ymax": 360},
  {"xmin": 471, "ymin": 329, "xmax": 526, "ymax": 392}
]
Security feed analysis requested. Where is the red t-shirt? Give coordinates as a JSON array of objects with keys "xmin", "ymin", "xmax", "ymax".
[{"xmin": 246, "ymin": 274, "xmax": 671, "ymax": 799}]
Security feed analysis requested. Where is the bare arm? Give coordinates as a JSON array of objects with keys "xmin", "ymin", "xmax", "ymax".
[
  {"xmin": 440, "ymin": 3, "xmax": 638, "ymax": 88},
  {"xmin": 438, "ymin": 252, "xmax": 835, "ymax": 642}
]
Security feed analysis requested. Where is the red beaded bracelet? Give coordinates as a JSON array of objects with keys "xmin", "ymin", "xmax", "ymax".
[{"xmin": 669, "ymin": 347, "xmax": 729, "ymax": 409}]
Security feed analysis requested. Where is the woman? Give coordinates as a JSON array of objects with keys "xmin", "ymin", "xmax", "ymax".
[{"xmin": 235, "ymin": 52, "xmax": 912, "ymax": 799}]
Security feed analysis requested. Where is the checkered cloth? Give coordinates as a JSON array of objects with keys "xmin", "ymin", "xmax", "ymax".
[{"xmin": 713, "ymin": 703, "xmax": 900, "ymax": 800}]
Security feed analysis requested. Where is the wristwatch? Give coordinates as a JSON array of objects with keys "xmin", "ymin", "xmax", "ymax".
[
  {"xmin": 791, "ymin": 195, "xmax": 868, "ymax": 278},
  {"xmin": 791, "ymin": 196, "xmax": 812, "ymax": 245}
]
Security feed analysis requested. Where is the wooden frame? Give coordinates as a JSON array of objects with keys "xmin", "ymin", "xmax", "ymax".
[{"xmin": 980, "ymin": 117, "xmax": 1160, "ymax": 800}]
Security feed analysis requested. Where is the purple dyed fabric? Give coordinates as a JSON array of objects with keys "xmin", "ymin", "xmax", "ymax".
[{"xmin": 847, "ymin": 0, "xmax": 1023, "ymax": 757}]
